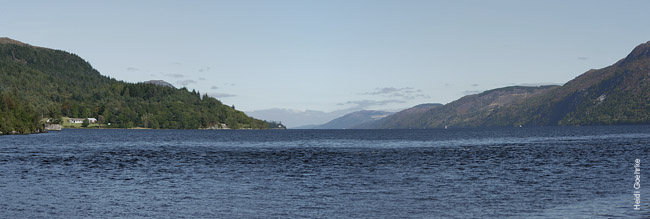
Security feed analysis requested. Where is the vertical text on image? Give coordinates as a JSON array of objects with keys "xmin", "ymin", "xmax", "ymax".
[{"xmin": 634, "ymin": 159, "xmax": 641, "ymax": 210}]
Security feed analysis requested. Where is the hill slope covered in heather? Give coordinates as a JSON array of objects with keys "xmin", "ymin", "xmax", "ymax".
[
  {"xmin": 308, "ymin": 110, "xmax": 393, "ymax": 129},
  {"xmin": 365, "ymin": 41, "xmax": 650, "ymax": 129}
]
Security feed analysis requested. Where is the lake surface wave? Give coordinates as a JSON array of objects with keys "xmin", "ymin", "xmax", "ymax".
[{"xmin": 1, "ymin": 126, "xmax": 649, "ymax": 218}]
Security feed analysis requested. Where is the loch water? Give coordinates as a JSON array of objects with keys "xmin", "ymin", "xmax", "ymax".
[{"xmin": 1, "ymin": 126, "xmax": 649, "ymax": 218}]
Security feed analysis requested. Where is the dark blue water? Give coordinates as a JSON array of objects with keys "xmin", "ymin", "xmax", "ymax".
[{"xmin": 1, "ymin": 126, "xmax": 649, "ymax": 218}]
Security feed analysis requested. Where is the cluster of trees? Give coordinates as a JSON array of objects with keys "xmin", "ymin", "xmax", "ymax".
[
  {"xmin": 266, "ymin": 121, "xmax": 286, "ymax": 129},
  {"xmin": 557, "ymin": 69, "xmax": 650, "ymax": 126},
  {"xmin": 0, "ymin": 40, "xmax": 277, "ymax": 131},
  {"xmin": 55, "ymin": 82, "xmax": 270, "ymax": 129},
  {"xmin": 0, "ymin": 90, "xmax": 41, "ymax": 134}
]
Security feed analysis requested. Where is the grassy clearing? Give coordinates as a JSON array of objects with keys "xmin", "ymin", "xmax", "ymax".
[{"xmin": 61, "ymin": 117, "xmax": 103, "ymax": 128}]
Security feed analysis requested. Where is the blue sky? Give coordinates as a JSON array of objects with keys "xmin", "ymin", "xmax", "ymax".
[{"xmin": 3, "ymin": 0, "xmax": 650, "ymax": 126}]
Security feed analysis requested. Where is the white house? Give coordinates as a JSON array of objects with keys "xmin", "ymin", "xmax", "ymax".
[
  {"xmin": 69, "ymin": 118, "xmax": 84, "ymax": 124},
  {"xmin": 69, "ymin": 118, "xmax": 97, "ymax": 124}
]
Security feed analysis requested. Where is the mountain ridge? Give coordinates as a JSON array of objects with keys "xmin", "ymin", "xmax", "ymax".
[
  {"xmin": 308, "ymin": 110, "xmax": 393, "ymax": 129},
  {"xmin": 364, "ymin": 41, "xmax": 650, "ymax": 129},
  {"xmin": 0, "ymin": 37, "xmax": 30, "ymax": 46}
]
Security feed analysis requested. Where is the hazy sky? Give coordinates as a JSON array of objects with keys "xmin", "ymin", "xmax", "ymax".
[{"xmin": 3, "ymin": 0, "xmax": 650, "ymax": 114}]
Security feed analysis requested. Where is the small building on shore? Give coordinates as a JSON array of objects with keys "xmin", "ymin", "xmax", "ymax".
[
  {"xmin": 69, "ymin": 118, "xmax": 97, "ymax": 124},
  {"xmin": 69, "ymin": 118, "xmax": 85, "ymax": 124}
]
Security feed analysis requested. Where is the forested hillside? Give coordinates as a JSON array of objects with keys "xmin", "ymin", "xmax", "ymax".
[
  {"xmin": 362, "ymin": 86, "xmax": 556, "ymax": 128},
  {"xmin": 365, "ymin": 40, "xmax": 650, "ymax": 128},
  {"xmin": 481, "ymin": 41, "xmax": 650, "ymax": 126},
  {"xmin": 309, "ymin": 110, "xmax": 393, "ymax": 129},
  {"xmin": 0, "ymin": 38, "xmax": 272, "ymax": 131},
  {"xmin": 0, "ymin": 90, "xmax": 41, "ymax": 134}
]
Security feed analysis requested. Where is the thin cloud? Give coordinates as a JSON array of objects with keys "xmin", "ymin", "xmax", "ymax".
[
  {"xmin": 363, "ymin": 87, "xmax": 413, "ymax": 95},
  {"xmin": 198, "ymin": 67, "xmax": 211, "ymax": 72},
  {"xmin": 126, "ymin": 67, "xmax": 139, "ymax": 71},
  {"xmin": 338, "ymin": 99, "xmax": 406, "ymax": 108},
  {"xmin": 462, "ymin": 90, "xmax": 483, "ymax": 95},
  {"xmin": 578, "ymin": 57, "xmax": 589, "ymax": 61},
  {"xmin": 176, "ymin": 80, "xmax": 196, "ymax": 86},
  {"xmin": 208, "ymin": 92, "xmax": 237, "ymax": 98},
  {"xmin": 199, "ymin": 77, "xmax": 206, "ymax": 81},
  {"xmin": 389, "ymin": 92, "xmax": 430, "ymax": 99},
  {"xmin": 402, "ymin": 89, "xmax": 422, "ymax": 93},
  {"xmin": 164, "ymin": 73, "xmax": 185, "ymax": 78},
  {"xmin": 362, "ymin": 87, "xmax": 430, "ymax": 99},
  {"xmin": 210, "ymin": 86, "xmax": 219, "ymax": 90},
  {"xmin": 471, "ymin": 84, "xmax": 479, "ymax": 87}
]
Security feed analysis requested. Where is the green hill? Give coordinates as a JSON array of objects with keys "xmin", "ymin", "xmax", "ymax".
[
  {"xmin": 0, "ymin": 90, "xmax": 41, "ymax": 134},
  {"xmin": 362, "ymin": 86, "xmax": 557, "ymax": 128},
  {"xmin": 0, "ymin": 37, "xmax": 272, "ymax": 133},
  {"xmin": 309, "ymin": 110, "xmax": 393, "ymax": 129},
  {"xmin": 366, "ymin": 40, "xmax": 650, "ymax": 128}
]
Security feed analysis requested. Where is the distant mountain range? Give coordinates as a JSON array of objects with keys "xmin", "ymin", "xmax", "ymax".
[
  {"xmin": 246, "ymin": 108, "xmax": 357, "ymax": 128},
  {"xmin": 5, "ymin": 37, "xmax": 649, "ymax": 132},
  {"xmin": 361, "ymin": 41, "xmax": 650, "ymax": 129},
  {"xmin": 303, "ymin": 110, "xmax": 393, "ymax": 129}
]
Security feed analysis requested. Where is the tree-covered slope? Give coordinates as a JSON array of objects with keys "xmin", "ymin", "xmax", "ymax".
[
  {"xmin": 311, "ymin": 110, "xmax": 393, "ymax": 129},
  {"xmin": 355, "ymin": 103, "xmax": 442, "ymax": 129},
  {"xmin": 0, "ymin": 37, "xmax": 269, "ymax": 130},
  {"xmin": 0, "ymin": 90, "xmax": 41, "ymax": 134},
  {"xmin": 365, "ymin": 86, "xmax": 556, "ymax": 129},
  {"xmin": 482, "ymin": 41, "xmax": 650, "ymax": 126},
  {"xmin": 367, "ymin": 41, "xmax": 650, "ymax": 129}
]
